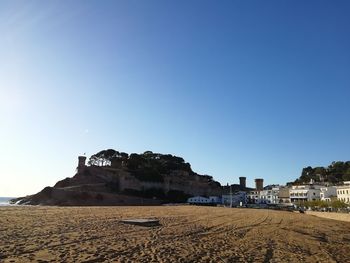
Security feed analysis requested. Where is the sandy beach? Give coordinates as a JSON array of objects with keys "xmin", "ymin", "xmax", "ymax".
[
  {"xmin": 1, "ymin": 206, "xmax": 350, "ymax": 262},
  {"xmin": 305, "ymin": 210, "xmax": 350, "ymax": 223}
]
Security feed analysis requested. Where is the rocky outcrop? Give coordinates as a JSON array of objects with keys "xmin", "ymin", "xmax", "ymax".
[{"xmin": 13, "ymin": 150, "xmax": 224, "ymax": 206}]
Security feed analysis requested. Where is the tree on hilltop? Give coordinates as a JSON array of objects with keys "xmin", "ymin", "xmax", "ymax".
[{"xmin": 296, "ymin": 161, "xmax": 350, "ymax": 184}]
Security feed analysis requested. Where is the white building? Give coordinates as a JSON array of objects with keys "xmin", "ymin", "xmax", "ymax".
[
  {"xmin": 247, "ymin": 190, "xmax": 260, "ymax": 204},
  {"xmin": 320, "ymin": 186, "xmax": 337, "ymax": 202},
  {"xmin": 222, "ymin": 191, "xmax": 246, "ymax": 206},
  {"xmin": 289, "ymin": 185, "xmax": 321, "ymax": 203},
  {"xmin": 208, "ymin": 196, "xmax": 221, "ymax": 204},
  {"xmin": 336, "ymin": 182, "xmax": 350, "ymax": 204},
  {"xmin": 247, "ymin": 187, "xmax": 279, "ymax": 205},
  {"xmin": 187, "ymin": 196, "xmax": 221, "ymax": 205},
  {"xmin": 187, "ymin": 196, "xmax": 210, "ymax": 204},
  {"xmin": 261, "ymin": 187, "xmax": 280, "ymax": 204}
]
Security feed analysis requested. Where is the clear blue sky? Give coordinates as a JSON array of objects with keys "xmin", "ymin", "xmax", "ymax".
[{"xmin": 1, "ymin": 1, "xmax": 350, "ymax": 196}]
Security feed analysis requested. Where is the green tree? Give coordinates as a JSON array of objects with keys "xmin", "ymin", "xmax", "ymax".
[
  {"xmin": 331, "ymin": 200, "xmax": 348, "ymax": 209},
  {"xmin": 88, "ymin": 149, "xmax": 119, "ymax": 166}
]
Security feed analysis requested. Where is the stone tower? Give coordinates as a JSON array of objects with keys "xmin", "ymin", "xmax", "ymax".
[
  {"xmin": 77, "ymin": 156, "xmax": 87, "ymax": 173},
  {"xmin": 239, "ymin": 177, "xmax": 246, "ymax": 188},
  {"xmin": 255, "ymin": 178, "xmax": 264, "ymax": 191}
]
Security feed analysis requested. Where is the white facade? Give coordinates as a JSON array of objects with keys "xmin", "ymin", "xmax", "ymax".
[
  {"xmin": 337, "ymin": 182, "xmax": 350, "ymax": 204},
  {"xmin": 247, "ymin": 188, "xmax": 279, "ymax": 204},
  {"xmin": 289, "ymin": 185, "xmax": 321, "ymax": 203},
  {"xmin": 261, "ymin": 187, "xmax": 279, "ymax": 204},
  {"xmin": 320, "ymin": 186, "xmax": 337, "ymax": 202},
  {"xmin": 247, "ymin": 191, "xmax": 260, "ymax": 204},
  {"xmin": 187, "ymin": 196, "xmax": 221, "ymax": 204},
  {"xmin": 222, "ymin": 191, "xmax": 246, "ymax": 206}
]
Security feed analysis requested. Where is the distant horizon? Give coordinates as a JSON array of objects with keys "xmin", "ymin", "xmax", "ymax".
[{"xmin": 1, "ymin": 1, "xmax": 350, "ymax": 197}]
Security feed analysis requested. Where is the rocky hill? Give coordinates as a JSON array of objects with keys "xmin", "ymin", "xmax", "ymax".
[
  {"xmin": 294, "ymin": 161, "xmax": 350, "ymax": 185},
  {"xmin": 13, "ymin": 149, "xmax": 223, "ymax": 206}
]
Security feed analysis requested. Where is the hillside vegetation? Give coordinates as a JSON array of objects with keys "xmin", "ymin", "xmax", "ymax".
[
  {"xmin": 88, "ymin": 149, "xmax": 218, "ymax": 184},
  {"xmin": 295, "ymin": 161, "xmax": 350, "ymax": 184}
]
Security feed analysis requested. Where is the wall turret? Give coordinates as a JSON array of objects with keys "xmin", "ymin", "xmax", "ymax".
[{"xmin": 77, "ymin": 156, "xmax": 86, "ymax": 173}]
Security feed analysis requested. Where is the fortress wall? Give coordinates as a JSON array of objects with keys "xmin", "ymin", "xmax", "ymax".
[{"xmin": 96, "ymin": 166, "xmax": 222, "ymax": 197}]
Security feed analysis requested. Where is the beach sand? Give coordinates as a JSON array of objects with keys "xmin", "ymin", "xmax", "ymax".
[
  {"xmin": 305, "ymin": 210, "xmax": 350, "ymax": 223},
  {"xmin": 1, "ymin": 206, "xmax": 350, "ymax": 262}
]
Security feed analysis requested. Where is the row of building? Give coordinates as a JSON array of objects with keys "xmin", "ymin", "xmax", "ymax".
[{"xmin": 187, "ymin": 177, "xmax": 350, "ymax": 207}]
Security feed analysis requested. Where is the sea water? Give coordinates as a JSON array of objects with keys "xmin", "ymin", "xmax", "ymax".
[{"xmin": 0, "ymin": 197, "xmax": 15, "ymax": 206}]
